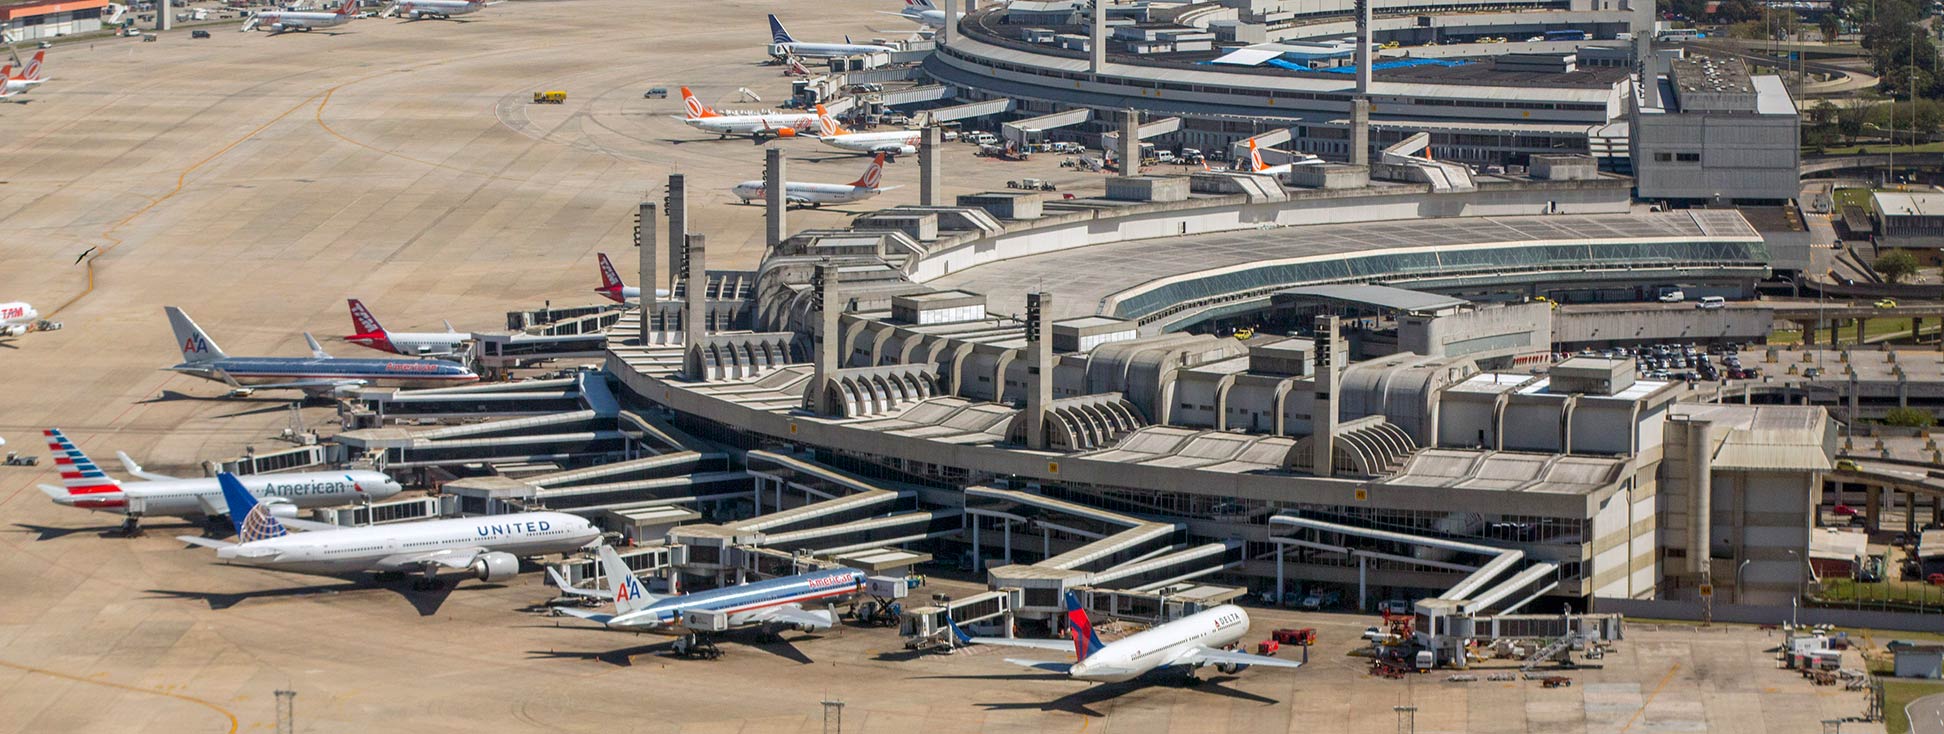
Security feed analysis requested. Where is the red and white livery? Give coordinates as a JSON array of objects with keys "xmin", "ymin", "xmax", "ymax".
[{"xmin": 342, "ymin": 299, "xmax": 467, "ymax": 357}]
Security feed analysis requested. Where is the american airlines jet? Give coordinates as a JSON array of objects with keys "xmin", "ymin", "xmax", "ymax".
[
  {"xmin": 676, "ymin": 87, "xmax": 819, "ymax": 141},
  {"xmin": 383, "ymin": 0, "xmax": 494, "ymax": 20},
  {"xmin": 767, "ymin": 14, "xmax": 896, "ymax": 58},
  {"xmin": 731, "ymin": 152, "xmax": 893, "ymax": 208},
  {"xmin": 551, "ymin": 543, "xmax": 865, "ymax": 634},
  {"xmin": 164, "ymin": 306, "xmax": 477, "ymax": 397},
  {"xmin": 36, "ymin": 428, "xmax": 401, "ymax": 534},
  {"xmin": 342, "ymin": 299, "xmax": 467, "ymax": 357},
  {"xmin": 878, "ymin": 0, "xmax": 961, "ymax": 29},
  {"xmin": 0, "ymin": 51, "xmax": 48, "ymax": 100},
  {"xmin": 0, "ymin": 301, "xmax": 37, "ymax": 336},
  {"xmin": 242, "ymin": 0, "xmax": 359, "ymax": 33},
  {"xmin": 950, "ymin": 591, "xmax": 1303, "ymax": 683},
  {"xmin": 592, "ymin": 252, "xmax": 670, "ymax": 304},
  {"xmin": 813, "ymin": 104, "xmax": 918, "ymax": 159},
  {"xmin": 180, "ymin": 473, "xmax": 601, "ymax": 589}
]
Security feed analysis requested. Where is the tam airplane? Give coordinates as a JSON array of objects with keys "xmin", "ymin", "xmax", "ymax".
[
  {"xmin": 179, "ymin": 473, "xmax": 601, "ymax": 589},
  {"xmin": 879, "ymin": 0, "xmax": 961, "ymax": 28},
  {"xmin": 342, "ymin": 299, "xmax": 467, "ymax": 357},
  {"xmin": 551, "ymin": 543, "xmax": 866, "ymax": 634},
  {"xmin": 767, "ymin": 14, "xmax": 896, "ymax": 59},
  {"xmin": 676, "ymin": 86, "xmax": 818, "ymax": 141},
  {"xmin": 592, "ymin": 252, "xmax": 670, "ymax": 304},
  {"xmin": 0, "ymin": 301, "xmax": 37, "ymax": 336},
  {"xmin": 813, "ymin": 104, "xmax": 918, "ymax": 159},
  {"xmin": 36, "ymin": 428, "xmax": 402, "ymax": 534},
  {"xmin": 164, "ymin": 306, "xmax": 477, "ymax": 397},
  {"xmin": 731, "ymin": 152, "xmax": 893, "ymax": 208},
  {"xmin": 242, "ymin": 0, "xmax": 358, "ymax": 33},
  {"xmin": 383, "ymin": 0, "xmax": 495, "ymax": 19},
  {"xmin": 0, "ymin": 51, "xmax": 49, "ymax": 100},
  {"xmin": 950, "ymin": 591, "xmax": 1304, "ymax": 683}
]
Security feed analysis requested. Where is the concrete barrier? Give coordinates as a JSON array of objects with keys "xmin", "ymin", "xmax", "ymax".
[{"xmin": 1592, "ymin": 596, "xmax": 1944, "ymax": 633}]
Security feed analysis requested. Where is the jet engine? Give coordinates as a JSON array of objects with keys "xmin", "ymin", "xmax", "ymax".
[
  {"xmin": 262, "ymin": 499, "xmax": 301, "ymax": 519},
  {"xmin": 1214, "ymin": 662, "xmax": 1250, "ymax": 674},
  {"xmin": 772, "ymin": 127, "xmax": 797, "ymax": 138},
  {"xmin": 1, "ymin": 325, "xmax": 25, "ymax": 337},
  {"xmin": 470, "ymin": 551, "xmax": 519, "ymax": 582},
  {"xmin": 268, "ymin": 22, "xmax": 286, "ymax": 32}
]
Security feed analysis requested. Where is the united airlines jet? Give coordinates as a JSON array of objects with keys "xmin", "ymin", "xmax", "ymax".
[
  {"xmin": 164, "ymin": 306, "xmax": 477, "ymax": 397},
  {"xmin": 180, "ymin": 473, "xmax": 601, "ymax": 589},
  {"xmin": 37, "ymin": 428, "xmax": 401, "ymax": 534}
]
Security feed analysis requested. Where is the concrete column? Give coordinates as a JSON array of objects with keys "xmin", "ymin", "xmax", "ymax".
[
  {"xmin": 764, "ymin": 147, "xmax": 787, "ymax": 249},
  {"xmin": 1119, "ymin": 108, "xmax": 1140, "ymax": 175},
  {"xmin": 1350, "ymin": 0, "xmax": 1371, "ymax": 166},
  {"xmin": 158, "ymin": 0, "xmax": 172, "ymax": 30},
  {"xmin": 1805, "ymin": 318, "xmax": 1817, "ymax": 347},
  {"xmin": 1685, "ymin": 419, "xmax": 1712, "ymax": 576},
  {"xmin": 1867, "ymin": 484, "xmax": 1882, "ymax": 533},
  {"xmin": 1856, "ymin": 319, "xmax": 1866, "ymax": 345},
  {"xmin": 919, "ymin": 126, "xmax": 944, "ymax": 207},
  {"xmin": 808, "ymin": 262, "xmax": 843, "ymax": 414},
  {"xmin": 972, "ymin": 518, "xmax": 982, "ymax": 573},
  {"xmin": 1351, "ymin": 99, "xmax": 1371, "ymax": 167},
  {"xmin": 1003, "ymin": 521, "xmax": 1012, "ymax": 565},
  {"xmin": 939, "ymin": 0, "xmax": 956, "ymax": 46},
  {"xmin": 1312, "ymin": 315, "xmax": 1343, "ymax": 477},
  {"xmin": 637, "ymin": 201, "xmax": 656, "ymax": 345},
  {"xmin": 1908, "ymin": 491, "xmax": 1919, "ymax": 537},
  {"xmin": 1353, "ymin": 0, "xmax": 1372, "ymax": 94},
  {"xmin": 1275, "ymin": 545, "xmax": 1285, "ymax": 605},
  {"xmin": 666, "ymin": 174, "xmax": 687, "ymax": 298},
  {"xmin": 1026, "ymin": 292, "xmax": 1053, "ymax": 450},
  {"xmin": 684, "ymin": 235, "xmax": 707, "ymax": 349},
  {"xmin": 1357, "ymin": 554, "xmax": 1368, "ymax": 611},
  {"xmin": 1090, "ymin": 0, "xmax": 1106, "ymax": 74},
  {"xmin": 1933, "ymin": 495, "xmax": 1942, "ymax": 526}
]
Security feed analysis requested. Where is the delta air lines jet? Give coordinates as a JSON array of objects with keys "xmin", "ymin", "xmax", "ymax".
[{"xmin": 950, "ymin": 591, "xmax": 1304, "ymax": 683}]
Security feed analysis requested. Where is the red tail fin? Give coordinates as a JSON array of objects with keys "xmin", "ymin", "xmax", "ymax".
[
  {"xmin": 337, "ymin": 0, "xmax": 357, "ymax": 15},
  {"xmin": 598, "ymin": 253, "xmax": 625, "ymax": 289},
  {"xmin": 815, "ymin": 104, "xmax": 846, "ymax": 137},
  {"xmin": 848, "ymin": 152, "xmax": 886, "ymax": 189},
  {"xmin": 347, "ymin": 299, "xmax": 384, "ymax": 336}
]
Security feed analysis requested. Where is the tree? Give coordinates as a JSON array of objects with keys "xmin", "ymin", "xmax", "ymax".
[
  {"xmin": 1884, "ymin": 407, "xmax": 1937, "ymax": 428},
  {"xmin": 1838, "ymin": 103, "xmax": 1870, "ymax": 144},
  {"xmin": 1820, "ymin": 13, "xmax": 1841, "ymax": 43},
  {"xmin": 1875, "ymin": 249, "xmax": 1920, "ymax": 283}
]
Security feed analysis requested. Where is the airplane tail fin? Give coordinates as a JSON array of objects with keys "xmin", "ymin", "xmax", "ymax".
[
  {"xmin": 218, "ymin": 472, "xmax": 288, "ymax": 541},
  {"xmin": 767, "ymin": 14, "xmax": 794, "ymax": 44},
  {"xmin": 814, "ymin": 103, "xmax": 846, "ymax": 137},
  {"xmin": 165, "ymin": 307, "xmax": 228, "ymax": 363},
  {"xmin": 597, "ymin": 252, "xmax": 627, "ymax": 290},
  {"xmin": 44, "ymin": 429, "xmax": 121, "ymax": 495},
  {"xmin": 848, "ymin": 152, "xmax": 887, "ymax": 189},
  {"xmin": 596, "ymin": 543, "xmax": 658, "ymax": 614},
  {"xmin": 21, "ymin": 51, "xmax": 42, "ymax": 81},
  {"xmin": 1063, "ymin": 590, "xmax": 1105, "ymax": 662},
  {"xmin": 1248, "ymin": 138, "xmax": 1266, "ymax": 172},
  {"xmin": 336, "ymin": 0, "xmax": 357, "ymax": 15},
  {"xmin": 347, "ymin": 298, "xmax": 386, "ymax": 338},
  {"xmin": 679, "ymin": 86, "xmax": 715, "ymax": 119},
  {"xmin": 303, "ymin": 332, "xmax": 332, "ymax": 360}
]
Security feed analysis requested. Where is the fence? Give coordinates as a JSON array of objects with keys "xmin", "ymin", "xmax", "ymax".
[{"xmin": 1591, "ymin": 596, "xmax": 1944, "ymax": 633}]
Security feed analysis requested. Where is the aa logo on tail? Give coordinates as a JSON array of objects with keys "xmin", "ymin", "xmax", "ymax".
[
  {"xmin": 615, "ymin": 573, "xmax": 646, "ymax": 603},
  {"xmin": 183, "ymin": 335, "xmax": 209, "ymax": 354}
]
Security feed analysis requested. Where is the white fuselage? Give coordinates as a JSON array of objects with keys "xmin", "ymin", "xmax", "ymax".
[
  {"xmin": 1, "ymin": 78, "xmax": 42, "ymax": 96},
  {"xmin": 252, "ymin": 9, "xmax": 351, "ymax": 31},
  {"xmin": 395, "ymin": 0, "xmax": 480, "ymax": 18},
  {"xmin": 819, "ymin": 131, "xmax": 919, "ymax": 157},
  {"xmin": 900, "ymin": 8, "xmax": 960, "ymax": 27},
  {"xmin": 1068, "ymin": 605, "xmax": 1252, "ymax": 683},
  {"xmin": 684, "ymin": 112, "xmax": 819, "ymax": 137},
  {"xmin": 0, "ymin": 301, "xmax": 37, "ymax": 333},
  {"xmin": 770, "ymin": 41, "xmax": 896, "ymax": 59},
  {"xmin": 347, "ymin": 330, "xmax": 468, "ymax": 357},
  {"xmin": 51, "ymin": 470, "xmax": 402, "ymax": 518},
  {"xmin": 212, "ymin": 511, "xmax": 600, "ymax": 575},
  {"xmin": 731, "ymin": 180, "xmax": 879, "ymax": 206}
]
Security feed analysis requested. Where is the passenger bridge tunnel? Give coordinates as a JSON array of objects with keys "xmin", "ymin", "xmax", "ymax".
[{"xmin": 970, "ymin": 486, "xmax": 1244, "ymax": 620}]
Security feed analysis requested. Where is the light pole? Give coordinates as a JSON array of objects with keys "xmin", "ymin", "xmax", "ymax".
[{"xmin": 1736, "ymin": 558, "xmax": 1752, "ymax": 604}]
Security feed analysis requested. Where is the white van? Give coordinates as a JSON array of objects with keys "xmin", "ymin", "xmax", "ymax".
[
  {"xmin": 1658, "ymin": 289, "xmax": 1685, "ymax": 303},
  {"xmin": 1696, "ymin": 296, "xmax": 1726, "ymax": 310}
]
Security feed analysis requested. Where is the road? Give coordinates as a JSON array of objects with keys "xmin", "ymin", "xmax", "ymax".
[{"xmin": 1908, "ymin": 691, "xmax": 1944, "ymax": 734}]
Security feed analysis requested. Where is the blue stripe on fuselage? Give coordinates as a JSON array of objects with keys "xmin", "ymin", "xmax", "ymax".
[
  {"xmin": 642, "ymin": 568, "xmax": 863, "ymax": 622},
  {"xmin": 181, "ymin": 356, "xmax": 472, "ymax": 378}
]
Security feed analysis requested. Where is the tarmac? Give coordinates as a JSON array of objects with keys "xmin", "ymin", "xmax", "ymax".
[{"xmin": 0, "ymin": 0, "xmax": 1891, "ymax": 730}]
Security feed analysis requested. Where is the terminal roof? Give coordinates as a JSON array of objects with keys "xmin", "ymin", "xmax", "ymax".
[{"xmin": 1275, "ymin": 283, "xmax": 1467, "ymax": 314}]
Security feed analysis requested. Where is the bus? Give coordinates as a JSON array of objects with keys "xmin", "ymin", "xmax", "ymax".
[
  {"xmin": 1544, "ymin": 29, "xmax": 1589, "ymax": 41},
  {"xmin": 1655, "ymin": 27, "xmax": 1702, "ymax": 42}
]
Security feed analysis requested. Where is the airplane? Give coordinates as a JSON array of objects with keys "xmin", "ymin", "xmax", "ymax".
[
  {"xmin": 948, "ymin": 591, "xmax": 1304, "ymax": 683},
  {"xmin": 35, "ymin": 428, "xmax": 402, "ymax": 535},
  {"xmin": 878, "ymin": 0, "xmax": 962, "ymax": 28},
  {"xmin": 550, "ymin": 543, "xmax": 866, "ymax": 640},
  {"xmin": 179, "ymin": 472, "xmax": 601, "ymax": 589},
  {"xmin": 0, "ymin": 51, "xmax": 48, "ymax": 100},
  {"xmin": 731, "ymin": 152, "xmax": 893, "ymax": 208},
  {"xmin": 1241, "ymin": 138, "xmax": 1323, "ymax": 176},
  {"xmin": 242, "ymin": 0, "xmax": 358, "ymax": 33},
  {"xmin": 592, "ymin": 252, "xmax": 671, "ymax": 304},
  {"xmin": 767, "ymin": 14, "xmax": 897, "ymax": 59},
  {"xmin": 0, "ymin": 301, "xmax": 38, "ymax": 336},
  {"xmin": 813, "ymin": 104, "xmax": 918, "ymax": 159},
  {"xmin": 343, "ymin": 299, "xmax": 468, "ymax": 357},
  {"xmin": 163, "ymin": 306, "xmax": 478, "ymax": 397},
  {"xmin": 676, "ymin": 87, "xmax": 819, "ymax": 141},
  {"xmin": 383, "ymin": 0, "xmax": 495, "ymax": 19}
]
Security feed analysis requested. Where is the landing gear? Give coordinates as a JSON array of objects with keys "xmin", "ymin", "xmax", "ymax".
[
  {"xmin": 410, "ymin": 566, "xmax": 446, "ymax": 591},
  {"xmin": 671, "ymin": 634, "xmax": 723, "ymax": 660},
  {"xmin": 200, "ymin": 514, "xmax": 230, "ymax": 538},
  {"xmin": 117, "ymin": 515, "xmax": 145, "ymax": 538}
]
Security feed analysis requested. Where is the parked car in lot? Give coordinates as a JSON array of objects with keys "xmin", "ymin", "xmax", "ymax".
[{"xmin": 1299, "ymin": 589, "xmax": 1342, "ymax": 610}]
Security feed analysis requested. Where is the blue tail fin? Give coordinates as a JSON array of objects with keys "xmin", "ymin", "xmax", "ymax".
[
  {"xmin": 768, "ymin": 14, "xmax": 794, "ymax": 44},
  {"xmin": 1064, "ymin": 591, "xmax": 1105, "ymax": 662},
  {"xmin": 218, "ymin": 473, "xmax": 287, "ymax": 542}
]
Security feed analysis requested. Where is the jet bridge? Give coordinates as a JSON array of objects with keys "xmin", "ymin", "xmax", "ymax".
[
  {"xmin": 918, "ymin": 97, "xmax": 1013, "ymax": 125},
  {"xmin": 1001, "ymin": 108, "xmax": 1091, "ymax": 147}
]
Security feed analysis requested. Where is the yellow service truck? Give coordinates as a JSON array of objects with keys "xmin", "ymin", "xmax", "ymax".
[{"xmin": 532, "ymin": 90, "xmax": 567, "ymax": 104}]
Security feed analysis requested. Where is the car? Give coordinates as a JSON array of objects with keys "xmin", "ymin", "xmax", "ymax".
[
  {"xmin": 1835, "ymin": 459, "xmax": 1860, "ymax": 472},
  {"xmin": 643, "ymin": 87, "xmax": 668, "ymax": 99},
  {"xmin": 1299, "ymin": 589, "xmax": 1342, "ymax": 610},
  {"xmin": 192, "ymin": 29, "xmax": 211, "ymax": 38},
  {"xmin": 1832, "ymin": 502, "xmax": 1857, "ymax": 515},
  {"xmin": 1876, "ymin": 298, "xmax": 1898, "ymax": 309},
  {"xmin": 1363, "ymin": 626, "xmax": 1391, "ymax": 642},
  {"xmin": 1697, "ymin": 296, "xmax": 1725, "ymax": 309},
  {"xmin": 1804, "ymin": 366, "xmax": 1822, "ymax": 378}
]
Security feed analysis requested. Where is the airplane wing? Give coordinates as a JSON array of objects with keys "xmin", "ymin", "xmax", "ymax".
[
  {"xmin": 1170, "ymin": 645, "xmax": 1306, "ymax": 670},
  {"xmin": 177, "ymin": 535, "xmax": 234, "ymax": 549},
  {"xmin": 547, "ymin": 566, "xmax": 610, "ymax": 598},
  {"xmin": 116, "ymin": 451, "xmax": 179, "ymax": 481},
  {"xmin": 232, "ymin": 378, "xmax": 369, "ymax": 393},
  {"xmin": 194, "ymin": 492, "xmax": 225, "ymax": 516},
  {"xmin": 739, "ymin": 603, "xmax": 835, "ymax": 630},
  {"xmin": 961, "ymin": 636, "xmax": 1074, "ymax": 652},
  {"xmin": 375, "ymin": 546, "xmax": 489, "ymax": 571},
  {"xmin": 553, "ymin": 606, "xmax": 615, "ymax": 624},
  {"xmin": 1002, "ymin": 659, "xmax": 1073, "ymax": 674},
  {"xmin": 276, "ymin": 516, "xmax": 349, "ymax": 533}
]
